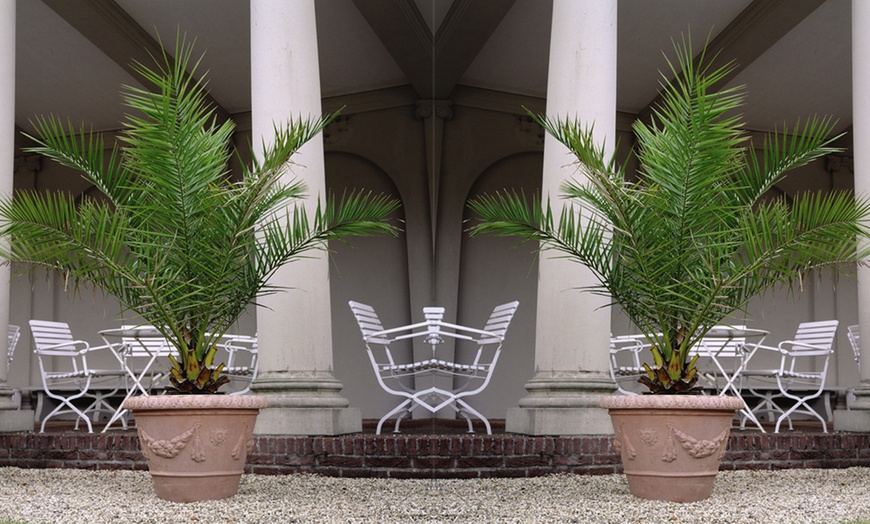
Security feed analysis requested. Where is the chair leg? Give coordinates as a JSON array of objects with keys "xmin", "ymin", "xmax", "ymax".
[
  {"xmin": 40, "ymin": 397, "xmax": 93, "ymax": 433},
  {"xmin": 455, "ymin": 408, "xmax": 474, "ymax": 433},
  {"xmin": 455, "ymin": 398, "xmax": 491, "ymax": 435},
  {"xmin": 378, "ymin": 398, "xmax": 413, "ymax": 435},
  {"xmin": 392, "ymin": 410, "xmax": 411, "ymax": 433},
  {"xmin": 741, "ymin": 388, "xmax": 785, "ymax": 429},
  {"xmin": 774, "ymin": 376, "xmax": 827, "ymax": 433},
  {"xmin": 774, "ymin": 399, "xmax": 828, "ymax": 433},
  {"xmin": 82, "ymin": 392, "xmax": 127, "ymax": 430}
]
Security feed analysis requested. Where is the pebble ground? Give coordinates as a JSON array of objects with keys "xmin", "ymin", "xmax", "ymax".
[{"xmin": 0, "ymin": 466, "xmax": 868, "ymax": 523}]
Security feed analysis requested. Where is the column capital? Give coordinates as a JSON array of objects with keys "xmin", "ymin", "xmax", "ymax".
[
  {"xmin": 415, "ymin": 99, "xmax": 453, "ymax": 121},
  {"xmin": 825, "ymin": 154, "xmax": 853, "ymax": 174}
]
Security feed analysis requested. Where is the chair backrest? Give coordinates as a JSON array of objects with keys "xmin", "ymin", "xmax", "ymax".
[
  {"xmin": 792, "ymin": 320, "xmax": 839, "ymax": 354},
  {"xmin": 29, "ymin": 319, "xmax": 87, "ymax": 377},
  {"xmin": 29, "ymin": 320, "xmax": 76, "ymax": 351},
  {"xmin": 609, "ymin": 334, "xmax": 647, "ymax": 395},
  {"xmin": 479, "ymin": 301, "xmax": 520, "ymax": 344},
  {"xmin": 348, "ymin": 301, "xmax": 389, "ymax": 344},
  {"xmin": 847, "ymin": 324, "xmax": 861, "ymax": 369},
  {"xmin": 218, "ymin": 334, "xmax": 258, "ymax": 395},
  {"xmin": 223, "ymin": 335, "xmax": 258, "ymax": 370},
  {"xmin": 610, "ymin": 335, "xmax": 645, "ymax": 366},
  {"xmin": 7, "ymin": 324, "xmax": 19, "ymax": 364}
]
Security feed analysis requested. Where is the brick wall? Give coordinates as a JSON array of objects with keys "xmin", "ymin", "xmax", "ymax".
[{"xmin": 0, "ymin": 431, "xmax": 868, "ymax": 477}]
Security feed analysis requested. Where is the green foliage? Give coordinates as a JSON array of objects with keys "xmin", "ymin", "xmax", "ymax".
[
  {"xmin": 468, "ymin": 35, "xmax": 870, "ymax": 394},
  {"xmin": 0, "ymin": 36, "xmax": 399, "ymax": 394}
]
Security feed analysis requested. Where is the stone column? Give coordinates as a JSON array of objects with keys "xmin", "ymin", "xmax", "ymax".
[
  {"xmin": 250, "ymin": 0, "xmax": 360, "ymax": 435},
  {"xmin": 835, "ymin": 0, "xmax": 870, "ymax": 431},
  {"xmin": 0, "ymin": 0, "xmax": 34, "ymax": 430},
  {"xmin": 506, "ymin": 0, "xmax": 617, "ymax": 435}
]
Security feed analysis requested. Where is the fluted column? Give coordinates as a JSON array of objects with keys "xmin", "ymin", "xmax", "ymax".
[
  {"xmin": 836, "ymin": 0, "xmax": 870, "ymax": 431},
  {"xmin": 0, "ymin": 0, "xmax": 34, "ymax": 430},
  {"xmin": 250, "ymin": 0, "xmax": 360, "ymax": 435},
  {"xmin": 506, "ymin": 0, "xmax": 617, "ymax": 435}
]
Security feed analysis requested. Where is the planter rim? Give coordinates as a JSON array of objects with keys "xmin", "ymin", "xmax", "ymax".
[
  {"xmin": 600, "ymin": 394, "xmax": 744, "ymax": 410},
  {"xmin": 124, "ymin": 394, "xmax": 268, "ymax": 411}
]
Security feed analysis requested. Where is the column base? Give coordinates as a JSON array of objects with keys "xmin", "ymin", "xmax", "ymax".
[
  {"xmin": 834, "ymin": 387, "xmax": 870, "ymax": 431},
  {"xmin": 0, "ymin": 386, "xmax": 34, "ymax": 432},
  {"xmin": 0, "ymin": 409, "xmax": 35, "ymax": 432},
  {"xmin": 505, "ymin": 376, "xmax": 616, "ymax": 435},
  {"xmin": 250, "ymin": 374, "xmax": 362, "ymax": 435},
  {"xmin": 833, "ymin": 408, "xmax": 870, "ymax": 432},
  {"xmin": 254, "ymin": 406, "xmax": 361, "ymax": 435},
  {"xmin": 506, "ymin": 406, "xmax": 613, "ymax": 435}
]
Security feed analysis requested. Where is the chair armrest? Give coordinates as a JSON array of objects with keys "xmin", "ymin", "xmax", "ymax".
[
  {"xmin": 33, "ymin": 340, "xmax": 90, "ymax": 355},
  {"xmin": 778, "ymin": 340, "xmax": 834, "ymax": 355},
  {"xmin": 747, "ymin": 343, "xmax": 788, "ymax": 355},
  {"xmin": 88, "ymin": 342, "xmax": 127, "ymax": 353},
  {"xmin": 611, "ymin": 337, "xmax": 644, "ymax": 351}
]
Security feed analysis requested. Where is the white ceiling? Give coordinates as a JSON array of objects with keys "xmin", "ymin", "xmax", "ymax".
[{"xmin": 13, "ymin": 0, "xmax": 853, "ymax": 137}]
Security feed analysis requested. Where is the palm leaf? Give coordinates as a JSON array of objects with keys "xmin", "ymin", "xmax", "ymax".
[
  {"xmin": 0, "ymin": 35, "xmax": 400, "ymax": 393},
  {"xmin": 468, "ymin": 34, "xmax": 870, "ymax": 394}
]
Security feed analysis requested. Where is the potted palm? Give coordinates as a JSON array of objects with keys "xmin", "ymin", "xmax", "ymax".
[
  {"xmin": 468, "ymin": 37, "xmax": 870, "ymax": 502},
  {"xmin": 0, "ymin": 37, "xmax": 398, "ymax": 502}
]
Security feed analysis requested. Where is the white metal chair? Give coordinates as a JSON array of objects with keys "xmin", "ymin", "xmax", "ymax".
[
  {"xmin": 609, "ymin": 334, "xmax": 648, "ymax": 395},
  {"xmin": 847, "ymin": 324, "xmax": 860, "ymax": 373},
  {"xmin": 7, "ymin": 324, "xmax": 19, "ymax": 366},
  {"xmin": 349, "ymin": 300, "xmax": 519, "ymax": 435},
  {"xmin": 217, "ymin": 334, "xmax": 258, "ymax": 395},
  {"xmin": 740, "ymin": 320, "xmax": 838, "ymax": 433},
  {"xmin": 29, "ymin": 319, "xmax": 127, "ymax": 433}
]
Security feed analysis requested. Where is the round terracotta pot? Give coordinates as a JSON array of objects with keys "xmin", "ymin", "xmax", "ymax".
[
  {"xmin": 600, "ymin": 395, "xmax": 744, "ymax": 503},
  {"xmin": 124, "ymin": 395, "xmax": 267, "ymax": 502}
]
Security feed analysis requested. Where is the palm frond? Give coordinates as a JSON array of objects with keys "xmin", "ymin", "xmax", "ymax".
[
  {"xmin": 0, "ymin": 35, "xmax": 400, "ymax": 393},
  {"xmin": 467, "ymin": 33, "xmax": 868, "ymax": 394}
]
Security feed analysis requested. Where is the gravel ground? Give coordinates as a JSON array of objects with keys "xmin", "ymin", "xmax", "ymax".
[{"xmin": 0, "ymin": 467, "xmax": 868, "ymax": 523}]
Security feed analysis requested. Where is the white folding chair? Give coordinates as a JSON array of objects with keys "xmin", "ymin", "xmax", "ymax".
[
  {"xmin": 847, "ymin": 324, "xmax": 860, "ymax": 373},
  {"xmin": 349, "ymin": 300, "xmax": 518, "ymax": 435},
  {"xmin": 217, "ymin": 334, "xmax": 258, "ymax": 395},
  {"xmin": 7, "ymin": 324, "xmax": 19, "ymax": 366},
  {"xmin": 609, "ymin": 334, "xmax": 648, "ymax": 395},
  {"xmin": 29, "ymin": 320, "xmax": 127, "ymax": 433},
  {"xmin": 740, "ymin": 320, "xmax": 838, "ymax": 433}
]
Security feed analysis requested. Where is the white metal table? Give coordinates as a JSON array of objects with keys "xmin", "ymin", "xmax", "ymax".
[
  {"xmin": 698, "ymin": 326, "xmax": 769, "ymax": 432},
  {"xmin": 99, "ymin": 325, "xmax": 170, "ymax": 432}
]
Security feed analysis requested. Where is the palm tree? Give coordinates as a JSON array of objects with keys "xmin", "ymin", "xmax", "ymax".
[
  {"xmin": 468, "ymin": 36, "xmax": 870, "ymax": 394},
  {"xmin": 0, "ymin": 37, "xmax": 399, "ymax": 394}
]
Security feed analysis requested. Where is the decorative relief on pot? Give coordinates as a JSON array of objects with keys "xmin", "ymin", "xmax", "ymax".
[
  {"xmin": 613, "ymin": 423, "xmax": 637, "ymax": 460},
  {"xmin": 190, "ymin": 426, "xmax": 206, "ymax": 463},
  {"xmin": 639, "ymin": 428, "xmax": 659, "ymax": 447},
  {"xmin": 231, "ymin": 423, "xmax": 254, "ymax": 461},
  {"xmin": 139, "ymin": 424, "xmax": 199, "ymax": 460},
  {"xmin": 209, "ymin": 428, "xmax": 228, "ymax": 447},
  {"xmin": 662, "ymin": 423, "xmax": 729, "ymax": 462}
]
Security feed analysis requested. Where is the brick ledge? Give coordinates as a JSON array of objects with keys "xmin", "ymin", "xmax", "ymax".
[{"xmin": 0, "ymin": 428, "xmax": 868, "ymax": 478}]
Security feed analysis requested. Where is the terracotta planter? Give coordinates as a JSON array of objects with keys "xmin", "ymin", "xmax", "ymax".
[
  {"xmin": 124, "ymin": 395, "xmax": 267, "ymax": 502},
  {"xmin": 600, "ymin": 395, "xmax": 744, "ymax": 503}
]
